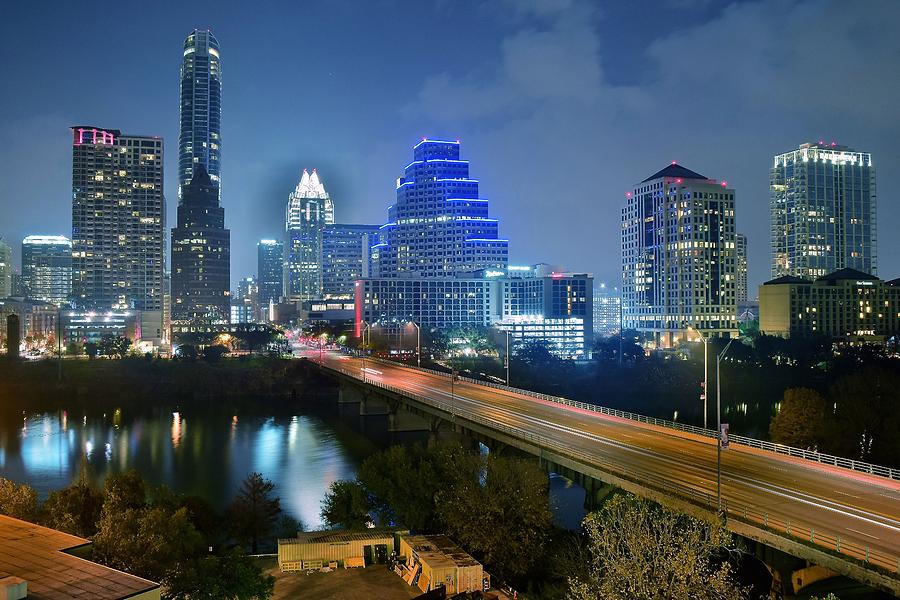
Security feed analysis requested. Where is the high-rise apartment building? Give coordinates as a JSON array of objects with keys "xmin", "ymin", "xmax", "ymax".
[
  {"xmin": 179, "ymin": 29, "xmax": 221, "ymax": 199},
  {"xmin": 0, "ymin": 238, "xmax": 11, "ymax": 298},
  {"xmin": 285, "ymin": 169, "xmax": 333, "ymax": 302},
  {"xmin": 736, "ymin": 233, "xmax": 748, "ymax": 304},
  {"xmin": 622, "ymin": 163, "xmax": 737, "ymax": 346},
  {"xmin": 322, "ymin": 224, "xmax": 379, "ymax": 298},
  {"xmin": 771, "ymin": 142, "xmax": 875, "ymax": 279},
  {"xmin": 71, "ymin": 126, "xmax": 165, "ymax": 342},
  {"xmin": 171, "ymin": 166, "xmax": 230, "ymax": 322},
  {"xmin": 257, "ymin": 240, "xmax": 283, "ymax": 312},
  {"xmin": 21, "ymin": 235, "xmax": 72, "ymax": 306},
  {"xmin": 371, "ymin": 139, "xmax": 508, "ymax": 277}
]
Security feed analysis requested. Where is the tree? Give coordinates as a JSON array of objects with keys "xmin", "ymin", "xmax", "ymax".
[
  {"xmin": 437, "ymin": 455, "xmax": 553, "ymax": 581},
  {"xmin": 164, "ymin": 550, "xmax": 275, "ymax": 600},
  {"xmin": 769, "ymin": 388, "xmax": 828, "ymax": 450},
  {"xmin": 203, "ymin": 344, "xmax": 228, "ymax": 363},
  {"xmin": 321, "ymin": 480, "xmax": 372, "ymax": 530},
  {"xmin": 828, "ymin": 367, "xmax": 900, "ymax": 465},
  {"xmin": 567, "ymin": 494, "xmax": 746, "ymax": 600},
  {"xmin": 103, "ymin": 470, "xmax": 148, "ymax": 513},
  {"xmin": 66, "ymin": 341, "xmax": 84, "ymax": 356},
  {"xmin": 42, "ymin": 478, "xmax": 103, "ymax": 537},
  {"xmin": 93, "ymin": 505, "xmax": 204, "ymax": 582},
  {"xmin": 99, "ymin": 335, "xmax": 131, "ymax": 358},
  {"xmin": 85, "ymin": 341, "xmax": 99, "ymax": 359},
  {"xmin": 176, "ymin": 344, "xmax": 199, "ymax": 360},
  {"xmin": 515, "ymin": 340, "xmax": 559, "ymax": 368},
  {"xmin": 228, "ymin": 472, "xmax": 281, "ymax": 554},
  {"xmin": 0, "ymin": 478, "xmax": 38, "ymax": 521}
]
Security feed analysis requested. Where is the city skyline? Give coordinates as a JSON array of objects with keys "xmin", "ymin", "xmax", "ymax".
[{"xmin": 1, "ymin": 1, "xmax": 899, "ymax": 298}]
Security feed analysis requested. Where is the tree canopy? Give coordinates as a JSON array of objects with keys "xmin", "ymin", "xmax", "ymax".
[{"xmin": 228, "ymin": 472, "xmax": 281, "ymax": 554}]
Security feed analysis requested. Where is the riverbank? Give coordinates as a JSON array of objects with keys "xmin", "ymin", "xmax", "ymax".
[{"xmin": 0, "ymin": 356, "xmax": 316, "ymax": 413}]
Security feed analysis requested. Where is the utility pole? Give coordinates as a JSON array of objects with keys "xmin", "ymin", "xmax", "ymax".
[{"xmin": 688, "ymin": 326, "xmax": 709, "ymax": 429}]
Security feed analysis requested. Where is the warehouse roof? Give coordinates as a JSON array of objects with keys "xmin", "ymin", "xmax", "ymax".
[
  {"xmin": 401, "ymin": 534, "xmax": 480, "ymax": 568},
  {"xmin": 288, "ymin": 528, "xmax": 401, "ymax": 545},
  {"xmin": 0, "ymin": 515, "xmax": 159, "ymax": 600}
]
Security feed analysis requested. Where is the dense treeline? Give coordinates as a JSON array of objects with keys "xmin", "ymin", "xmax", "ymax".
[{"xmin": 0, "ymin": 469, "xmax": 291, "ymax": 600}]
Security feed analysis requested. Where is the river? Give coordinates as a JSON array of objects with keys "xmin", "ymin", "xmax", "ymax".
[{"xmin": 0, "ymin": 398, "xmax": 587, "ymax": 530}]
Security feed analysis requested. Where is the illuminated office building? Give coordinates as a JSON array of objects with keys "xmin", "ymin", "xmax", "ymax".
[
  {"xmin": 592, "ymin": 284, "xmax": 621, "ymax": 335},
  {"xmin": 771, "ymin": 142, "xmax": 875, "ymax": 278},
  {"xmin": 621, "ymin": 163, "xmax": 737, "ymax": 345},
  {"xmin": 257, "ymin": 240, "xmax": 283, "ymax": 311},
  {"xmin": 736, "ymin": 233, "xmax": 748, "ymax": 304},
  {"xmin": 371, "ymin": 139, "xmax": 508, "ymax": 277},
  {"xmin": 322, "ymin": 224, "xmax": 378, "ymax": 298},
  {"xmin": 70, "ymin": 126, "xmax": 164, "ymax": 343},
  {"xmin": 171, "ymin": 166, "xmax": 230, "ymax": 322},
  {"xmin": 285, "ymin": 169, "xmax": 333, "ymax": 302},
  {"xmin": 21, "ymin": 235, "xmax": 72, "ymax": 306},
  {"xmin": 0, "ymin": 238, "xmax": 11, "ymax": 298},
  {"xmin": 179, "ymin": 29, "xmax": 221, "ymax": 198}
]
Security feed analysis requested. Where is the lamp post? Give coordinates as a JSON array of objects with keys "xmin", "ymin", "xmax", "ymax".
[
  {"xmin": 688, "ymin": 326, "xmax": 709, "ymax": 429},
  {"xmin": 504, "ymin": 329, "xmax": 510, "ymax": 386},
  {"xmin": 361, "ymin": 321, "xmax": 371, "ymax": 380},
  {"xmin": 716, "ymin": 336, "xmax": 737, "ymax": 513},
  {"xmin": 408, "ymin": 321, "xmax": 421, "ymax": 367}
]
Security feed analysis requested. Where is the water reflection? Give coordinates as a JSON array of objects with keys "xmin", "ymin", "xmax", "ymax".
[{"xmin": 0, "ymin": 405, "xmax": 361, "ymax": 529}]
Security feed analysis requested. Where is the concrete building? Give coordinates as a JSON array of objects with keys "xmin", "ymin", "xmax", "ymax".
[
  {"xmin": 70, "ymin": 126, "xmax": 164, "ymax": 344},
  {"xmin": 60, "ymin": 310, "xmax": 140, "ymax": 346},
  {"xmin": 21, "ymin": 235, "xmax": 72, "ymax": 306},
  {"xmin": 622, "ymin": 163, "xmax": 737, "ymax": 346},
  {"xmin": 0, "ymin": 515, "xmax": 160, "ymax": 600},
  {"xmin": 301, "ymin": 299, "xmax": 355, "ymax": 325},
  {"xmin": 771, "ymin": 142, "xmax": 876, "ymax": 279},
  {"xmin": 257, "ymin": 239, "xmax": 283, "ymax": 314},
  {"xmin": 179, "ymin": 29, "xmax": 221, "ymax": 199},
  {"xmin": 759, "ymin": 268, "xmax": 900, "ymax": 342},
  {"xmin": 736, "ymin": 233, "xmax": 748, "ymax": 304},
  {"xmin": 371, "ymin": 139, "xmax": 508, "ymax": 278},
  {"xmin": 0, "ymin": 298, "xmax": 58, "ymax": 350},
  {"xmin": 278, "ymin": 529, "xmax": 402, "ymax": 571},
  {"xmin": 171, "ymin": 166, "xmax": 230, "ymax": 323},
  {"xmin": 285, "ymin": 169, "xmax": 333, "ymax": 303},
  {"xmin": 322, "ymin": 224, "xmax": 379, "ymax": 298},
  {"xmin": 0, "ymin": 237, "xmax": 12, "ymax": 298}
]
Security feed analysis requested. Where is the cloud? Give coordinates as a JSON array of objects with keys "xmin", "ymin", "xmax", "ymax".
[{"xmin": 407, "ymin": 0, "xmax": 900, "ymax": 289}]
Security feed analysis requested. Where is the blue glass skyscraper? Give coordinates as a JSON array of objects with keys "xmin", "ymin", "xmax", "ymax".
[
  {"xmin": 179, "ymin": 29, "xmax": 221, "ymax": 199},
  {"xmin": 371, "ymin": 139, "xmax": 508, "ymax": 277}
]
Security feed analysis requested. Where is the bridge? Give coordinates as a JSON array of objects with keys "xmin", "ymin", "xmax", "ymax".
[{"xmin": 302, "ymin": 348, "xmax": 900, "ymax": 596}]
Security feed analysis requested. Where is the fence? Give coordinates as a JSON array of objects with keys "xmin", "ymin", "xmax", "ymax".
[
  {"xmin": 320, "ymin": 358, "xmax": 900, "ymax": 577},
  {"xmin": 361, "ymin": 356, "xmax": 900, "ymax": 481}
]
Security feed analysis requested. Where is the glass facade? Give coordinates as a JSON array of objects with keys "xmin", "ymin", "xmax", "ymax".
[
  {"xmin": 0, "ymin": 238, "xmax": 11, "ymax": 298},
  {"xmin": 771, "ymin": 143, "xmax": 875, "ymax": 279},
  {"xmin": 171, "ymin": 166, "xmax": 230, "ymax": 322},
  {"xmin": 621, "ymin": 163, "xmax": 737, "ymax": 345},
  {"xmin": 70, "ymin": 126, "xmax": 164, "ymax": 341},
  {"xmin": 322, "ymin": 224, "xmax": 379, "ymax": 298},
  {"xmin": 285, "ymin": 169, "xmax": 333, "ymax": 302},
  {"xmin": 371, "ymin": 139, "xmax": 508, "ymax": 277},
  {"xmin": 592, "ymin": 286, "xmax": 621, "ymax": 335},
  {"xmin": 179, "ymin": 30, "xmax": 221, "ymax": 199},
  {"xmin": 21, "ymin": 235, "xmax": 72, "ymax": 306},
  {"xmin": 735, "ymin": 233, "xmax": 748, "ymax": 304},
  {"xmin": 257, "ymin": 240, "xmax": 283, "ymax": 310}
]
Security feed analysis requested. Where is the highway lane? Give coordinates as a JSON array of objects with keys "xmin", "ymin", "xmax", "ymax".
[{"xmin": 303, "ymin": 348, "xmax": 900, "ymax": 571}]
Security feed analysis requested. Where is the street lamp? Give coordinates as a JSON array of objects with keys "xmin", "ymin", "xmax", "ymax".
[
  {"xmin": 687, "ymin": 326, "xmax": 710, "ymax": 429},
  {"xmin": 406, "ymin": 320, "xmax": 421, "ymax": 367},
  {"xmin": 360, "ymin": 321, "xmax": 371, "ymax": 381},
  {"xmin": 503, "ymin": 329, "xmax": 510, "ymax": 386},
  {"xmin": 716, "ymin": 336, "xmax": 737, "ymax": 513}
]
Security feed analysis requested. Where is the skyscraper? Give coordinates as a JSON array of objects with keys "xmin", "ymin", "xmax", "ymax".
[
  {"xmin": 371, "ymin": 139, "xmax": 508, "ymax": 277},
  {"xmin": 179, "ymin": 29, "xmax": 221, "ymax": 199},
  {"xmin": 322, "ymin": 224, "xmax": 378, "ymax": 298},
  {"xmin": 735, "ymin": 233, "xmax": 748, "ymax": 304},
  {"xmin": 257, "ymin": 240, "xmax": 283, "ymax": 312},
  {"xmin": 71, "ymin": 126, "xmax": 165, "ymax": 342},
  {"xmin": 21, "ymin": 235, "xmax": 72, "ymax": 306},
  {"xmin": 171, "ymin": 166, "xmax": 230, "ymax": 322},
  {"xmin": 621, "ymin": 163, "xmax": 737, "ymax": 346},
  {"xmin": 771, "ymin": 142, "xmax": 876, "ymax": 278},
  {"xmin": 285, "ymin": 169, "xmax": 333, "ymax": 302},
  {"xmin": 0, "ymin": 238, "xmax": 11, "ymax": 298}
]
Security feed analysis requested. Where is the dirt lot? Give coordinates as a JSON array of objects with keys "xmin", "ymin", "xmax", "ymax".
[{"xmin": 264, "ymin": 559, "xmax": 422, "ymax": 600}]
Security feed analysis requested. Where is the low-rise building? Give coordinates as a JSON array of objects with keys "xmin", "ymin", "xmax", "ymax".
[
  {"xmin": 60, "ymin": 310, "xmax": 140, "ymax": 345},
  {"xmin": 398, "ymin": 534, "xmax": 485, "ymax": 595},
  {"xmin": 0, "ymin": 515, "xmax": 159, "ymax": 600},
  {"xmin": 759, "ymin": 268, "xmax": 900, "ymax": 342},
  {"xmin": 278, "ymin": 529, "xmax": 402, "ymax": 571}
]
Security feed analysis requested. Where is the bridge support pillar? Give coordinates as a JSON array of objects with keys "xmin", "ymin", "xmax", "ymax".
[
  {"xmin": 338, "ymin": 384, "xmax": 363, "ymax": 404},
  {"xmin": 360, "ymin": 393, "xmax": 390, "ymax": 416},
  {"xmin": 388, "ymin": 410, "xmax": 431, "ymax": 432},
  {"xmin": 582, "ymin": 477, "xmax": 616, "ymax": 512}
]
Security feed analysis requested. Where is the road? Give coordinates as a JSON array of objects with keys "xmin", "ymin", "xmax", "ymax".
[{"xmin": 301, "ymin": 347, "xmax": 900, "ymax": 575}]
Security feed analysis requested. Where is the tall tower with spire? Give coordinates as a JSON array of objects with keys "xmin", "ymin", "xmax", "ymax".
[{"xmin": 285, "ymin": 169, "xmax": 332, "ymax": 302}]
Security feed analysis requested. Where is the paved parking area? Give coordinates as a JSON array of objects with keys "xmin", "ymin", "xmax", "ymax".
[{"xmin": 265, "ymin": 561, "xmax": 422, "ymax": 600}]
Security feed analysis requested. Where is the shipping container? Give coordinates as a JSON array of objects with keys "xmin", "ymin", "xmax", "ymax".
[
  {"xmin": 398, "ymin": 534, "xmax": 483, "ymax": 595},
  {"xmin": 277, "ymin": 529, "xmax": 405, "ymax": 571}
]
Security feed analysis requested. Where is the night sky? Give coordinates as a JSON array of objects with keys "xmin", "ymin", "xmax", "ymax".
[{"xmin": 1, "ymin": 0, "xmax": 897, "ymax": 294}]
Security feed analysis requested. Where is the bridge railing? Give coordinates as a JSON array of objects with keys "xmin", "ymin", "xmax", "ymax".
[
  {"xmin": 362, "ymin": 356, "xmax": 900, "ymax": 481},
  {"xmin": 324, "ymin": 360, "xmax": 900, "ymax": 576}
]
